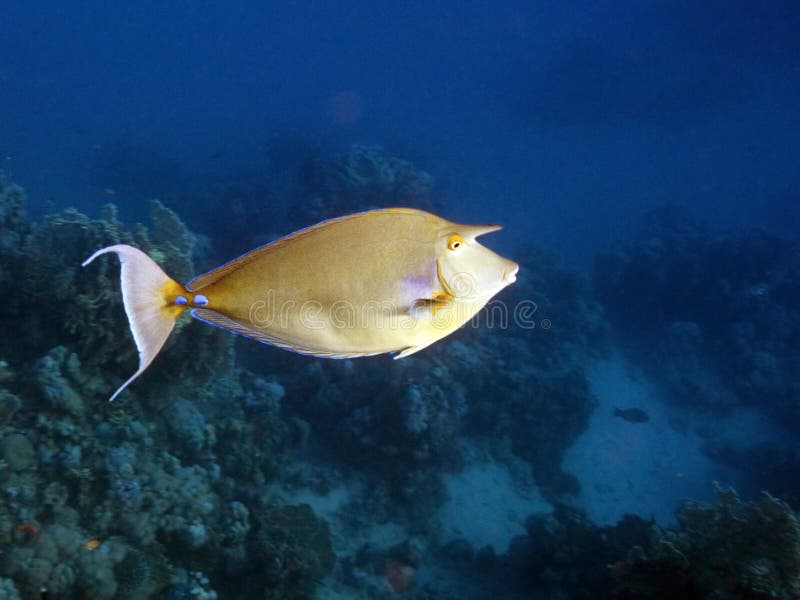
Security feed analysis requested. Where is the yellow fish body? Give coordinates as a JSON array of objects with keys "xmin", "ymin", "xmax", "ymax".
[{"xmin": 84, "ymin": 208, "xmax": 518, "ymax": 401}]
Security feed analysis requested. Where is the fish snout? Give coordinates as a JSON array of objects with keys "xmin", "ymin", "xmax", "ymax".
[{"xmin": 503, "ymin": 262, "xmax": 519, "ymax": 284}]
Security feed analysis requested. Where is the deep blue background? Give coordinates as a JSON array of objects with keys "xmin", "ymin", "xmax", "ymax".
[{"xmin": 2, "ymin": 0, "xmax": 798, "ymax": 265}]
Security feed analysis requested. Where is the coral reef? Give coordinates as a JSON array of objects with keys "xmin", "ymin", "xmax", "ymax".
[
  {"xmin": 167, "ymin": 569, "xmax": 218, "ymax": 600},
  {"xmin": 502, "ymin": 506, "xmax": 650, "ymax": 599},
  {"xmin": 0, "ymin": 175, "xmax": 28, "ymax": 288},
  {"xmin": 292, "ymin": 144, "xmax": 439, "ymax": 226},
  {"xmin": 426, "ymin": 487, "xmax": 800, "ymax": 600},
  {"xmin": 596, "ymin": 205, "xmax": 800, "ymax": 422},
  {"xmin": 459, "ymin": 246, "xmax": 608, "ymax": 496},
  {"xmin": 247, "ymin": 503, "xmax": 335, "ymax": 600},
  {"xmin": 0, "ymin": 348, "xmax": 308, "ymax": 599},
  {"xmin": 0, "ymin": 577, "xmax": 21, "ymax": 600},
  {"xmin": 0, "ymin": 434, "xmax": 34, "ymax": 473},
  {"xmin": 0, "ymin": 171, "xmax": 713, "ymax": 600},
  {"xmin": 703, "ymin": 441, "xmax": 800, "ymax": 508},
  {"xmin": 0, "ymin": 178, "xmax": 232, "ymax": 394},
  {"xmin": 2, "ymin": 524, "xmax": 128, "ymax": 598},
  {"xmin": 0, "ymin": 388, "xmax": 21, "ymax": 426},
  {"xmin": 612, "ymin": 486, "xmax": 800, "ymax": 599},
  {"xmin": 0, "ymin": 177, "xmax": 322, "ymax": 598},
  {"xmin": 161, "ymin": 142, "xmax": 441, "ymax": 264},
  {"xmin": 221, "ymin": 235, "xmax": 612, "ymax": 555},
  {"xmin": 33, "ymin": 347, "xmax": 90, "ymax": 416},
  {"xmin": 9, "ymin": 170, "xmax": 791, "ymax": 599},
  {"xmin": 281, "ymin": 354, "xmax": 460, "ymax": 527}
]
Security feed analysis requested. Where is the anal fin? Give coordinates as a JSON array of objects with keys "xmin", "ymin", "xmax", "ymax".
[{"xmin": 395, "ymin": 343, "xmax": 434, "ymax": 359}]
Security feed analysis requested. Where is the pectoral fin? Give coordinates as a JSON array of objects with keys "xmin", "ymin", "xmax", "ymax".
[
  {"xmin": 399, "ymin": 291, "xmax": 453, "ymax": 359},
  {"xmin": 409, "ymin": 291, "xmax": 452, "ymax": 320}
]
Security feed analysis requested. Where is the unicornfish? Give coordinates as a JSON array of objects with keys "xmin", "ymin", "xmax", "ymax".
[{"xmin": 84, "ymin": 208, "xmax": 519, "ymax": 401}]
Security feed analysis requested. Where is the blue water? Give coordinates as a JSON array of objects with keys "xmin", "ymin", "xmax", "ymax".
[{"xmin": 1, "ymin": 2, "xmax": 799, "ymax": 598}]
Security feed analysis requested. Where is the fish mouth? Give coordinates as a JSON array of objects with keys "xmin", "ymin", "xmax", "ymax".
[{"xmin": 503, "ymin": 263, "xmax": 519, "ymax": 284}]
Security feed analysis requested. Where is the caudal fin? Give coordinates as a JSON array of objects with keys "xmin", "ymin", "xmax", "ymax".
[{"xmin": 83, "ymin": 244, "xmax": 187, "ymax": 401}]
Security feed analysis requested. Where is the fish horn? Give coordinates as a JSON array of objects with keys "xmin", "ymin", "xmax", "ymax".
[
  {"xmin": 82, "ymin": 245, "xmax": 187, "ymax": 401},
  {"xmin": 461, "ymin": 223, "xmax": 503, "ymax": 239}
]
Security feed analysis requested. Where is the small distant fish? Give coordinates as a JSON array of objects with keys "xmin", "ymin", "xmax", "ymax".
[
  {"xmin": 613, "ymin": 407, "xmax": 650, "ymax": 423},
  {"xmin": 747, "ymin": 283, "xmax": 769, "ymax": 298},
  {"xmin": 15, "ymin": 523, "xmax": 41, "ymax": 543},
  {"xmin": 84, "ymin": 539, "xmax": 102, "ymax": 551},
  {"xmin": 384, "ymin": 559, "xmax": 415, "ymax": 593}
]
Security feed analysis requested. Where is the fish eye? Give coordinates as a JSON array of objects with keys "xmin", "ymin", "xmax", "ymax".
[{"xmin": 447, "ymin": 234, "xmax": 464, "ymax": 251}]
